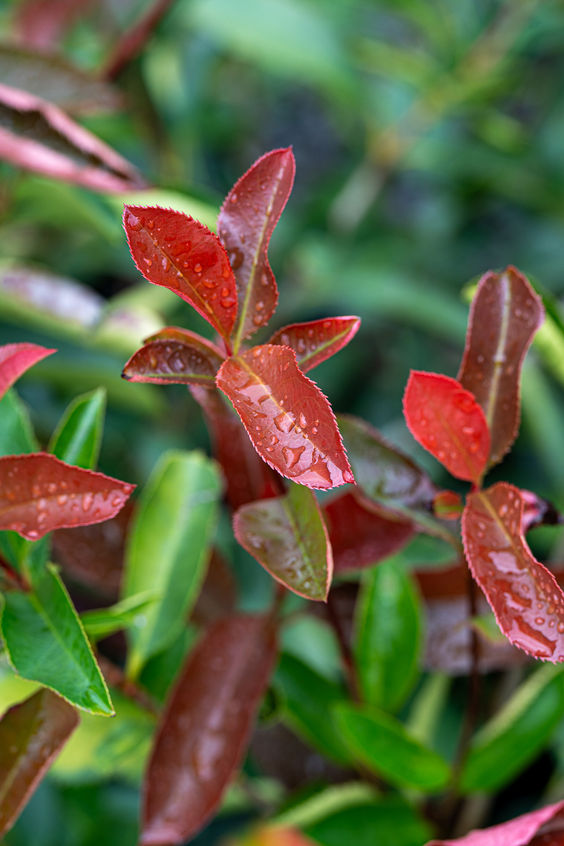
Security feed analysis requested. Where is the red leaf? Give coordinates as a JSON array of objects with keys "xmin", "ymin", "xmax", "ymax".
[
  {"xmin": 234, "ymin": 484, "xmax": 332, "ymax": 601},
  {"xmin": 141, "ymin": 614, "xmax": 278, "ymax": 846},
  {"xmin": 324, "ymin": 491, "xmax": 413, "ymax": 573},
  {"xmin": 218, "ymin": 148, "xmax": 295, "ymax": 347},
  {"xmin": 123, "ymin": 206, "xmax": 237, "ymax": 342},
  {"xmin": 425, "ymin": 799, "xmax": 564, "ymax": 845},
  {"xmin": 269, "ymin": 316, "xmax": 360, "ymax": 373},
  {"xmin": 216, "ymin": 345, "xmax": 353, "ymax": 490},
  {"xmin": 0, "ymin": 82, "xmax": 144, "ymax": 193},
  {"xmin": 15, "ymin": 0, "xmax": 94, "ymax": 49},
  {"xmin": 0, "ymin": 343, "xmax": 55, "ymax": 400},
  {"xmin": 191, "ymin": 547, "xmax": 237, "ymax": 626},
  {"xmin": 190, "ymin": 385, "xmax": 278, "ymax": 510},
  {"xmin": 462, "ymin": 482, "xmax": 564, "ymax": 661},
  {"xmin": 458, "ymin": 266, "xmax": 544, "ymax": 467},
  {"xmin": 122, "ymin": 337, "xmax": 223, "ymax": 385},
  {"xmin": 433, "ymin": 490, "xmax": 464, "ymax": 521},
  {"xmin": 0, "ymin": 453, "xmax": 135, "ymax": 540},
  {"xmin": 403, "ymin": 371, "xmax": 490, "ymax": 483},
  {"xmin": 0, "ymin": 689, "xmax": 79, "ymax": 838}
]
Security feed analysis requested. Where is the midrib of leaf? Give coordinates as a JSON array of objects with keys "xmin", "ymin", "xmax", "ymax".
[
  {"xmin": 483, "ymin": 272, "xmax": 511, "ymax": 436},
  {"xmin": 282, "ymin": 491, "xmax": 325, "ymax": 595},
  {"xmin": 476, "ymin": 488, "xmax": 527, "ymax": 570},
  {"xmin": 232, "ymin": 160, "xmax": 286, "ymax": 353},
  {"xmin": 0, "ymin": 707, "xmax": 42, "ymax": 808},
  {"xmin": 299, "ymin": 325, "xmax": 351, "ymax": 370}
]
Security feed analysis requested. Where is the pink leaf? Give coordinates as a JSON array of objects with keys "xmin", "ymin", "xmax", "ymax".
[
  {"xmin": 123, "ymin": 206, "xmax": 238, "ymax": 342},
  {"xmin": 269, "ymin": 316, "xmax": 360, "ymax": 373},
  {"xmin": 141, "ymin": 614, "xmax": 278, "ymax": 846},
  {"xmin": 216, "ymin": 345, "xmax": 354, "ymax": 490},
  {"xmin": 218, "ymin": 148, "xmax": 295, "ymax": 347},
  {"xmin": 462, "ymin": 482, "xmax": 564, "ymax": 661},
  {"xmin": 0, "ymin": 82, "xmax": 144, "ymax": 193},
  {"xmin": 122, "ymin": 335, "xmax": 224, "ymax": 385},
  {"xmin": 403, "ymin": 371, "xmax": 490, "ymax": 483},
  {"xmin": 426, "ymin": 799, "xmax": 564, "ymax": 845},
  {"xmin": 0, "ymin": 343, "xmax": 55, "ymax": 400},
  {"xmin": 458, "ymin": 266, "xmax": 544, "ymax": 467},
  {"xmin": 15, "ymin": 0, "xmax": 94, "ymax": 49},
  {"xmin": 0, "ymin": 689, "xmax": 79, "ymax": 838},
  {"xmin": 0, "ymin": 453, "xmax": 135, "ymax": 540},
  {"xmin": 234, "ymin": 484, "xmax": 333, "ymax": 601},
  {"xmin": 324, "ymin": 491, "xmax": 414, "ymax": 573}
]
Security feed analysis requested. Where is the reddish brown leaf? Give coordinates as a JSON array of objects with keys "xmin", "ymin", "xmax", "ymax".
[
  {"xmin": 218, "ymin": 148, "xmax": 295, "ymax": 348},
  {"xmin": 190, "ymin": 385, "xmax": 278, "ymax": 510},
  {"xmin": 458, "ymin": 266, "xmax": 544, "ymax": 467},
  {"xmin": 0, "ymin": 343, "xmax": 55, "ymax": 400},
  {"xmin": 14, "ymin": 0, "xmax": 94, "ymax": 49},
  {"xmin": 123, "ymin": 206, "xmax": 237, "ymax": 342},
  {"xmin": 191, "ymin": 547, "xmax": 237, "ymax": 626},
  {"xmin": 269, "ymin": 316, "xmax": 360, "ymax": 373},
  {"xmin": 234, "ymin": 484, "xmax": 332, "ymax": 600},
  {"xmin": 141, "ymin": 614, "xmax": 278, "ymax": 846},
  {"xmin": 463, "ymin": 483, "xmax": 564, "ymax": 662},
  {"xmin": 324, "ymin": 491, "xmax": 413, "ymax": 573},
  {"xmin": 144, "ymin": 325, "xmax": 226, "ymax": 355},
  {"xmin": 426, "ymin": 799, "xmax": 564, "ymax": 845},
  {"xmin": 216, "ymin": 345, "xmax": 353, "ymax": 490},
  {"xmin": 0, "ymin": 689, "xmax": 79, "ymax": 838},
  {"xmin": 520, "ymin": 489, "xmax": 563, "ymax": 532},
  {"xmin": 122, "ymin": 337, "xmax": 223, "ymax": 385},
  {"xmin": 0, "ymin": 83, "xmax": 144, "ymax": 193},
  {"xmin": 0, "ymin": 453, "xmax": 135, "ymax": 540},
  {"xmin": 403, "ymin": 371, "xmax": 490, "ymax": 483}
]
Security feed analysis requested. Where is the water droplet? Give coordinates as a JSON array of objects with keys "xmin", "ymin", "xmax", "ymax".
[
  {"xmin": 203, "ymin": 279, "xmax": 216, "ymax": 289},
  {"xmin": 147, "ymin": 219, "xmax": 154, "ymax": 230},
  {"xmin": 231, "ymin": 193, "xmax": 238, "ymax": 203},
  {"xmin": 282, "ymin": 446, "xmax": 305, "ymax": 469},
  {"xmin": 82, "ymin": 492, "xmax": 94, "ymax": 513},
  {"xmin": 194, "ymin": 263, "xmax": 202, "ymax": 273},
  {"xmin": 27, "ymin": 529, "xmax": 39, "ymax": 540},
  {"xmin": 161, "ymin": 256, "xmax": 170, "ymax": 272},
  {"xmin": 57, "ymin": 494, "xmax": 68, "ymax": 505},
  {"xmin": 299, "ymin": 413, "xmax": 307, "ymax": 428},
  {"xmin": 256, "ymin": 300, "xmax": 264, "ymax": 311},
  {"xmin": 343, "ymin": 469, "xmax": 355, "ymax": 484},
  {"xmin": 230, "ymin": 248, "xmax": 244, "ymax": 270},
  {"xmin": 296, "ymin": 337, "xmax": 306, "ymax": 353},
  {"xmin": 221, "ymin": 297, "xmax": 236, "ymax": 309},
  {"xmin": 558, "ymin": 622, "xmax": 564, "ymax": 634},
  {"xmin": 126, "ymin": 211, "xmax": 142, "ymax": 230},
  {"xmin": 261, "ymin": 272, "xmax": 269, "ymax": 286},
  {"xmin": 143, "ymin": 257, "xmax": 152, "ymax": 268},
  {"xmin": 253, "ymin": 314, "xmax": 263, "ymax": 326},
  {"xmin": 274, "ymin": 413, "xmax": 295, "ymax": 434},
  {"xmin": 535, "ymin": 616, "xmax": 545, "ymax": 626},
  {"xmin": 221, "ymin": 286, "xmax": 230, "ymax": 297},
  {"xmin": 311, "ymin": 426, "xmax": 318, "ymax": 435}
]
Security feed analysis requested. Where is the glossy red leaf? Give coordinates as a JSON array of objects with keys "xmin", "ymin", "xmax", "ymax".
[
  {"xmin": 141, "ymin": 614, "xmax": 278, "ymax": 846},
  {"xmin": 0, "ymin": 689, "xmax": 79, "ymax": 837},
  {"xmin": 218, "ymin": 148, "xmax": 295, "ymax": 347},
  {"xmin": 123, "ymin": 205, "xmax": 237, "ymax": 342},
  {"xmin": 190, "ymin": 385, "xmax": 278, "ymax": 510},
  {"xmin": 463, "ymin": 482, "xmax": 564, "ymax": 662},
  {"xmin": 122, "ymin": 337, "xmax": 223, "ymax": 385},
  {"xmin": 216, "ymin": 345, "xmax": 353, "ymax": 490},
  {"xmin": 0, "ymin": 83, "xmax": 144, "ymax": 193},
  {"xmin": 0, "ymin": 453, "xmax": 135, "ymax": 540},
  {"xmin": 234, "ymin": 484, "xmax": 332, "ymax": 600},
  {"xmin": 324, "ymin": 491, "xmax": 414, "ymax": 573},
  {"xmin": 269, "ymin": 316, "xmax": 360, "ymax": 373},
  {"xmin": 458, "ymin": 266, "xmax": 544, "ymax": 467},
  {"xmin": 0, "ymin": 343, "xmax": 55, "ymax": 400},
  {"xmin": 403, "ymin": 371, "xmax": 490, "ymax": 483},
  {"xmin": 426, "ymin": 799, "xmax": 564, "ymax": 845}
]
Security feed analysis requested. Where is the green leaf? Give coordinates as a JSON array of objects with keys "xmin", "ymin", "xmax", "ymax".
[
  {"xmin": 274, "ymin": 653, "xmax": 352, "ymax": 764},
  {"xmin": 333, "ymin": 702, "xmax": 450, "ymax": 791},
  {"xmin": 123, "ymin": 450, "xmax": 222, "ymax": 678},
  {"xmin": 460, "ymin": 665, "xmax": 564, "ymax": 793},
  {"xmin": 273, "ymin": 783, "xmax": 378, "ymax": 829},
  {"xmin": 353, "ymin": 561, "xmax": 422, "ymax": 712},
  {"xmin": 48, "ymin": 387, "xmax": 106, "ymax": 469},
  {"xmin": 302, "ymin": 797, "xmax": 432, "ymax": 846},
  {"xmin": 81, "ymin": 592, "xmax": 157, "ymax": 641},
  {"xmin": 0, "ymin": 564, "xmax": 113, "ymax": 715}
]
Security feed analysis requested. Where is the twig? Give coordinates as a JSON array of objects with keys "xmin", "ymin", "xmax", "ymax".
[{"xmin": 101, "ymin": 0, "xmax": 176, "ymax": 81}]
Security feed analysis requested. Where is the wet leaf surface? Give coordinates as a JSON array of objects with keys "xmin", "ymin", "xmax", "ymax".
[
  {"xmin": 218, "ymin": 147, "xmax": 295, "ymax": 346},
  {"xmin": 122, "ymin": 338, "xmax": 221, "ymax": 385},
  {"xmin": 0, "ymin": 689, "xmax": 79, "ymax": 838},
  {"xmin": 0, "ymin": 452, "xmax": 134, "ymax": 540},
  {"xmin": 426, "ymin": 799, "xmax": 564, "ymax": 845},
  {"xmin": 323, "ymin": 491, "xmax": 413, "ymax": 572},
  {"xmin": 0, "ymin": 342, "xmax": 55, "ymax": 400},
  {"xmin": 216, "ymin": 345, "xmax": 353, "ymax": 489},
  {"xmin": 269, "ymin": 316, "xmax": 360, "ymax": 373},
  {"xmin": 403, "ymin": 371, "xmax": 490, "ymax": 483},
  {"xmin": 463, "ymin": 482, "xmax": 564, "ymax": 661},
  {"xmin": 458, "ymin": 266, "xmax": 544, "ymax": 467},
  {"xmin": 234, "ymin": 483, "xmax": 332, "ymax": 600},
  {"xmin": 123, "ymin": 205, "xmax": 237, "ymax": 341},
  {"xmin": 141, "ymin": 614, "xmax": 278, "ymax": 845}
]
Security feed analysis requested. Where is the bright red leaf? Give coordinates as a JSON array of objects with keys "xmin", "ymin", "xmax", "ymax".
[
  {"xmin": 462, "ymin": 482, "xmax": 564, "ymax": 662},
  {"xmin": 0, "ymin": 689, "xmax": 79, "ymax": 838},
  {"xmin": 0, "ymin": 453, "xmax": 135, "ymax": 540},
  {"xmin": 269, "ymin": 316, "xmax": 360, "ymax": 373},
  {"xmin": 218, "ymin": 148, "xmax": 295, "ymax": 347},
  {"xmin": 216, "ymin": 345, "xmax": 353, "ymax": 490},
  {"xmin": 0, "ymin": 82, "xmax": 144, "ymax": 193},
  {"xmin": 234, "ymin": 484, "xmax": 333, "ymax": 600},
  {"xmin": 122, "ymin": 337, "xmax": 223, "ymax": 385},
  {"xmin": 426, "ymin": 798, "xmax": 564, "ymax": 845},
  {"xmin": 123, "ymin": 206, "xmax": 238, "ymax": 342},
  {"xmin": 324, "ymin": 491, "xmax": 414, "ymax": 572},
  {"xmin": 0, "ymin": 343, "xmax": 55, "ymax": 400},
  {"xmin": 403, "ymin": 371, "xmax": 490, "ymax": 483},
  {"xmin": 141, "ymin": 614, "xmax": 278, "ymax": 846},
  {"xmin": 458, "ymin": 266, "xmax": 544, "ymax": 467}
]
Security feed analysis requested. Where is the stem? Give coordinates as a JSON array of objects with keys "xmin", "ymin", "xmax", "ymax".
[
  {"xmin": 325, "ymin": 590, "xmax": 360, "ymax": 702},
  {"xmin": 0, "ymin": 555, "xmax": 30, "ymax": 592},
  {"xmin": 101, "ymin": 0, "xmax": 176, "ymax": 81}
]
